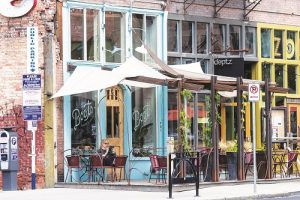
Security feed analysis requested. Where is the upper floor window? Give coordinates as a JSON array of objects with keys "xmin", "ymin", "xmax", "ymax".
[
  {"xmin": 287, "ymin": 31, "xmax": 296, "ymax": 60},
  {"xmin": 288, "ymin": 65, "xmax": 297, "ymax": 94},
  {"xmin": 168, "ymin": 20, "xmax": 179, "ymax": 52},
  {"xmin": 245, "ymin": 27, "xmax": 256, "ymax": 56},
  {"xmin": 261, "ymin": 28, "xmax": 271, "ymax": 58},
  {"xmin": 105, "ymin": 12, "xmax": 126, "ymax": 63},
  {"xmin": 182, "ymin": 21, "xmax": 194, "ymax": 53},
  {"xmin": 71, "ymin": 9, "xmax": 84, "ymax": 60},
  {"xmin": 262, "ymin": 62, "xmax": 271, "ymax": 81},
  {"xmin": 274, "ymin": 30, "xmax": 283, "ymax": 59},
  {"xmin": 212, "ymin": 24, "xmax": 226, "ymax": 54},
  {"xmin": 197, "ymin": 22, "xmax": 208, "ymax": 54},
  {"xmin": 229, "ymin": 25, "xmax": 241, "ymax": 56}
]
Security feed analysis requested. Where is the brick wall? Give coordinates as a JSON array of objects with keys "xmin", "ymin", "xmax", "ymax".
[{"xmin": 0, "ymin": 0, "xmax": 57, "ymax": 189}]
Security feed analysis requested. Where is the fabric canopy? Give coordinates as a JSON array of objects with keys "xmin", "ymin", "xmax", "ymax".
[
  {"xmin": 169, "ymin": 62, "xmax": 204, "ymax": 74},
  {"xmin": 52, "ymin": 56, "xmax": 170, "ymax": 98}
]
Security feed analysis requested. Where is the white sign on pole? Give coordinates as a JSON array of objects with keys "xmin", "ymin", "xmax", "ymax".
[
  {"xmin": 248, "ymin": 83, "xmax": 260, "ymax": 102},
  {"xmin": 27, "ymin": 26, "xmax": 38, "ymax": 73}
]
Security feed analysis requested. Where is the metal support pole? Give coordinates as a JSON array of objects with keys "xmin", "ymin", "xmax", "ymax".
[
  {"xmin": 252, "ymin": 102, "xmax": 257, "ymax": 194},
  {"xmin": 237, "ymin": 77, "xmax": 245, "ymax": 180},
  {"xmin": 265, "ymin": 80, "xmax": 272, "ymax": 179},
  {"xmin": 31, "ymin": 128, "xmax": 36, "ymax": 189}
]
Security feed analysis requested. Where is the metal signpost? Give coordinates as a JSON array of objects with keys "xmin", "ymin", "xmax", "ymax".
[
  {"xmin": 22, "ymin": 73, "xmax": 41, "ymax": 190},
  {"xmin": 248, "ymin": 83, "xmax": 260, "ymax": 194}
]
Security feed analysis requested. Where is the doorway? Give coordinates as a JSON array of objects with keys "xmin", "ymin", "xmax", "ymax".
[{"xmin": 105, "ymin": 86, "xmax": 124, "ymax": 155}]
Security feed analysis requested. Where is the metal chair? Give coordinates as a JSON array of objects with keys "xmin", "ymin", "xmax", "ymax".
[
  {"xmin": 114, "ymin": 155, "xmax": 128, "ymax": 181},
  {"xmin": 286, "ymin": 151, "xmax": 299, "ymax": 177},
  {"xmin": 65, "ymin": 155, "xmax": 81, "ymax": 182}
]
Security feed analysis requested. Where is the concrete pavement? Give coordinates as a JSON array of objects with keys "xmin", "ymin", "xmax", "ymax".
[{"xmin": 1, "ymin": 180, "xmax": 300, "ymax": 200}]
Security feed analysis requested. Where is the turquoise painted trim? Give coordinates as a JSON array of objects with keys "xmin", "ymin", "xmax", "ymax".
[
  {"xmin": 63, "ymin": 96, "xmax": 71, "ymax": 181},
  {"xmin": 99, "ymin": 90, "xmax": 107, "ymax": 142},
  {"xmin": 66, "ymin": 1, "xmax": 164, "ymax": 15},
  {"xmin": 123, "ymin": 86, "xmax": 132, "ymax": 157},
  {"xmin": 162, "ymin": 86, "xmax": 169, "ymax": 156}
]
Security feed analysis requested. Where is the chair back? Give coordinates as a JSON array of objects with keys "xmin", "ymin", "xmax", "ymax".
[
  {"xmin": 288, "ymin": 151, "xmax": 298, "ymax": 163},
  {"xmin": 149, "ymin": 155, "xmax": 159, "ymax": 171},
  {"xmin": 66, "ymin": 155, "xmax": 80, "ymax": 168},
  {"xmin": 115, "ymin": 155, "xmax": 127, "ymax": 167},
  {"xmin": 90, "ymin": 154, "xmax": 103, "ymax": 168},
  {"xmin": 244, "ymin": 152, "xmax": 253, "ymax": 165},
  {"xmin": 157, "ymin": 156, "xmax": 167, "ymax": 169}
]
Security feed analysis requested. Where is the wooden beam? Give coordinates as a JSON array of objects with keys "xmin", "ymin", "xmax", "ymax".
[{"xmin": 215, "ymin": 83, "xmax": 235, "ymax": 91}]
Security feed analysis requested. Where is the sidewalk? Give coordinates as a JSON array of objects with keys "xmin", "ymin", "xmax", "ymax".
[{"xmin": 1, "ymin": 179, "xmax": 300, "ymax": 200}]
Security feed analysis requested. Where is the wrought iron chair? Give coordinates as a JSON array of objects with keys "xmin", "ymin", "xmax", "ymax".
[
  {"xmin": 244, "ymin": 151, "xmax": 254, "ymax": 179},
  {"xmin": 286, "ymin": 151, "xmax": 299, "ymax": 177},
  {"xmin": 65, "ymin": 155, "xmax": 81, "ymax": 182},
  {"xmin": 114, "ymin": 155, "xmax": 128, "ymax": 181}
]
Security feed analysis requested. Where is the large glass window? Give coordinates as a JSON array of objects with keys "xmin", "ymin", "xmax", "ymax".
[
  {"xmin": 132, "ymin": 87, "xmax": 156, "ymax": 157},
  {"xmin": 275, "ymin": 64, "xmax": 284, "ymax": 87},
  {"xmin": 274, "ymin": 30, "xmax": 283, "ymax": 59},
  {"xmin": 86, "ymin": 9, "xmax": 100, "ymax": 61},
  {"xmin": 168, "ymin": 20, "xmax": 179, "ymax": 52},
  {"xmin": 197, "ymin": 22, "xmax": 208, "ymax": 54},
  {"xmin": 287, "ymin": 31, "xmax": 296, "ymax": 60},
  {"xmin": 245, "ymin": 27, "xmax": 256, "ymax": 56},
  {"xmin": 168, "ymin": 92, "xmax": 178, "ymax": 141},
  {"xmin": 262, "ymin": 62, "xmax": 271, "ymax": 81},
  {"xmin": 212, "ymin": 24, "xmax": 226, "ymax": 54},
  {"xmin": 288, "ymin": 65, "xmax": 297, "ymax": 94},
  {"xmin": 71, "ymin": 92, "xmax": 97, "ymax": 150},
  {"xmin": 261, "ymin": 29, "xmax": 271, "ymax": 58},
  {"xmin": 182, "ymin": 21, "xmax": 193, "ymax": 53},
  {"xmin": 105, "ymin": 12, "xmax": 125, "ymax": 63},
  {"xmin": 71, "ymin": 9, "xmax": 84, "ymax": 60},
  {"xmin": 229, "ymin": 25, "xmax": 241, "ymax": 55}
]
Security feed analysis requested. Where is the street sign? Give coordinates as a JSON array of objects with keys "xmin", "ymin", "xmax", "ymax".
[
  {"xmin": 27, "ymin": 27, "xmax": 38, "ymax": 73},
  {"xmin": 248, "ymin": 83, "xmax": 260, "ymax": 102},
  {"xmin": 22, "ymin": 74, "xmax": 41, "ymax": 121}
]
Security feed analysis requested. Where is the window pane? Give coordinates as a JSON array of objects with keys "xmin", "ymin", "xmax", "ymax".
[
  {"xmin": 86, "ymin": 9, "xmax": 100, "ymax": 61},
  {"xmin": 168, "ymin": 57, "xmax": 181, "ymax": 65},
  {"xmin": 197, "ymin": 22, "xmax": 208, "ymax": 54},
  {"xmin": 71, "ymin": 9, "xmax": 84, "ymax": 60},
  {"xmin": 168, "ymin": 92, "xmax": 178, "ymax": 142},
  {"xmin": 182, "ymin": 21, "xmax": 193, "ymax": 53},
  {"xmin": 197, "ymin": 59, "xmax": 209, "ymax": 73},
  {"xmin": 229, "ymin": 25, "xmax": 241, "ymax": 55},
  {"xmin": 105, "ymin": 12, "xmax": 125, "ymax": 63},
  {"xmin": 275, "ymin": 64, "xmax": 284, "ymax": 87},
  {"xmin": 212, "ymin": 24, "xmax": 226, "ymax": 54},
  {"xmin": 71, "ymin": 92, "xmax": 97, "ymax": 149},
  {"xmin": 274, "ymin": 30, "xmax": 283, "ymax": 59},
  {"xmin": 287, "ymin": 31, "xmax": 296, "ymax": 60},
  {"xmin": 145, "ymin": 16, "xmax": 157, "ymax": 64},
  {"xmin": 261, "ymin": 29, "xmax": 271, "ymax": 58},
  {"xmin": 275, "ymin": 96, "xmax": 285, "ymax": 106},
  {"xmin": 132, "ymin": 14, "xmax": 144, "ymax": 61},
  {"xmin": 182, "ymin": 58, "xmax": 194, "ymax": 64},
  {"xmin": 245, "ymin": 27, "xmax": 256, "ymax": 56},
  {"xmin": 168, "ymin": 20, "xmax": 179, "ymax": 52},
  {"xmin": 288, "ymin": 65, "xmax": 297, "ymax": 94},
  {"xmin": 262, "ymin": 63, "xmax": 271, "ymax": 81},
  {"xmin": 132, "ymin": 87, "xmax": 156, "ymax": 157}
]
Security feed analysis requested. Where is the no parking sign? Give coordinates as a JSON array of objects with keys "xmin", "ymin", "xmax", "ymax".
[{"xmin": 248, "ymin": 83, "xmax": 260, "ymax": 102}]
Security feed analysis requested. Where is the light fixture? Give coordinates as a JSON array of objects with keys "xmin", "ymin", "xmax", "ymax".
[{"xmin": 135, "ymin": 45, "xmax": 148, "ymax": 54}]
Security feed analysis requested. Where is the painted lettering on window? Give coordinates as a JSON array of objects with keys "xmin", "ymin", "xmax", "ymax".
[
  {"xmin": 132, "ymin": 104, "xmax": 151, "ymax": 132},
  {"xmin": 72, "ymin": 101, "xmax": 94, "ymax": 131}
]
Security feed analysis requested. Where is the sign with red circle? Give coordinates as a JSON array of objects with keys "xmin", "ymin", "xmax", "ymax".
[{"xmin": 248, "ymin": 83, "xmax": 260, "ymax": 102}]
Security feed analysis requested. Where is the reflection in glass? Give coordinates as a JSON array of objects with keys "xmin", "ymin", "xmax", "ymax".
[
  {"xmin": 71, "ymin": 9, "xmax": 84, "ymax": 60},
  {"xmin": 145, "ymin": 16, "xmax": 157, "ymax": 64},
  {"xmin": 261, "ymin": 29, "xmax": 271, "ymax": 58},
  {"xmin": 288, "ymin": 65, "xmax": 296, "ymax": 94},
  {"xmin": 71, "ymin": 92, "xmax": 97, "ymax": 149},
  {"xmin": 86, "ymin": 9, "xmax": 100, "ymax": 61},
  {"xmin": 168, "ymin": 20, "xmax": 179, "ymax": 52},
  {"xmin": 132, "ymin": 14, "xmax": 144, "ymax": 61},
  {"xmin": 287, "ymin": 31, "xmax": 296, "ymax": 60},
  {"xmin": 229, "ymin": 25, "xmax": 241, "ymax": 55},
  {"xmin": 197, "ymin": 22, "xmax": 208, "ymax": 54},
  {"xmin": 212, "ymin": 24, "xmax": 226, "ymax": 54},
  {"xmin": 105, "ymin": 12, "xmax": 125, "ymax": 63},
  {"xmin": 262, "ymin": 63, "xmax": 271, "ymax": 81},
  {"xmin": 275, "ymin": 64, "xmax": 284, "ymax": 87},
  {"xmin": 245, "ymin": 27, "xmax": 256, "ymax": 56},
  {"xmin": 182, "ymin": 21, "xmax": 193, "ymax": 53},
  {"xmin": 132, "ymin": 87, "xmax": 156, "ymax": 157},
  {"xmin": 274, "ymin": 30, "xmax": 283, "ymax": 59},
  {"xmin": 168, "ymin": 92, "xmax": 178, "ymax": 142},
  {"xmin": 168, "ymin": 57, "xmax": 181, "ymax": 65}
]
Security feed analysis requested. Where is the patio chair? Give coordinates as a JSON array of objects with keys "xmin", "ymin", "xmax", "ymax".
[
  {"xmin": 65, "ymin": 155, "xmax": 81, "ymax": 182},
  {"xmin": 114, "ymin": 155, "xmax": 128, "ymax": 181},
  {"xmin": 157, "ymin": 156, "xmax": 167, "ymax": 183},
  {"xmin": 286, "ymin": 151, "xmax": 299, "ymax": 177},
  {"xmin": 244, "ymin": 152, "xmax": 254, "ymax": 179},
  {"xmin": 149, "ymin": 155, "xmax": 163, "ymax": 183}
]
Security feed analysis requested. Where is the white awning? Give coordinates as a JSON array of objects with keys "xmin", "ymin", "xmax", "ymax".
[
  {"xmin": 169, "ymin": 62, "xmax": 204, "ymax": 74},
  {"xmin": 52, "ymin": 56, "xmax": 171, "ymax": 98},
  {"xmin": 52, "ymin": 67, "xmax": 122, "ymax": 98}
]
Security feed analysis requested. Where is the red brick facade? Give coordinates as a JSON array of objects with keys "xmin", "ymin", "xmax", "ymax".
[{"xmin": 0, "ymin": 0, "xmax": 58, "ymax": 189}]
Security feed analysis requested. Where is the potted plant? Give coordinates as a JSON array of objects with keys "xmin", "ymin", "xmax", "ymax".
[{"xmin": 225, "ymin": 140, "xmax": 238, "ymax": 180}]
